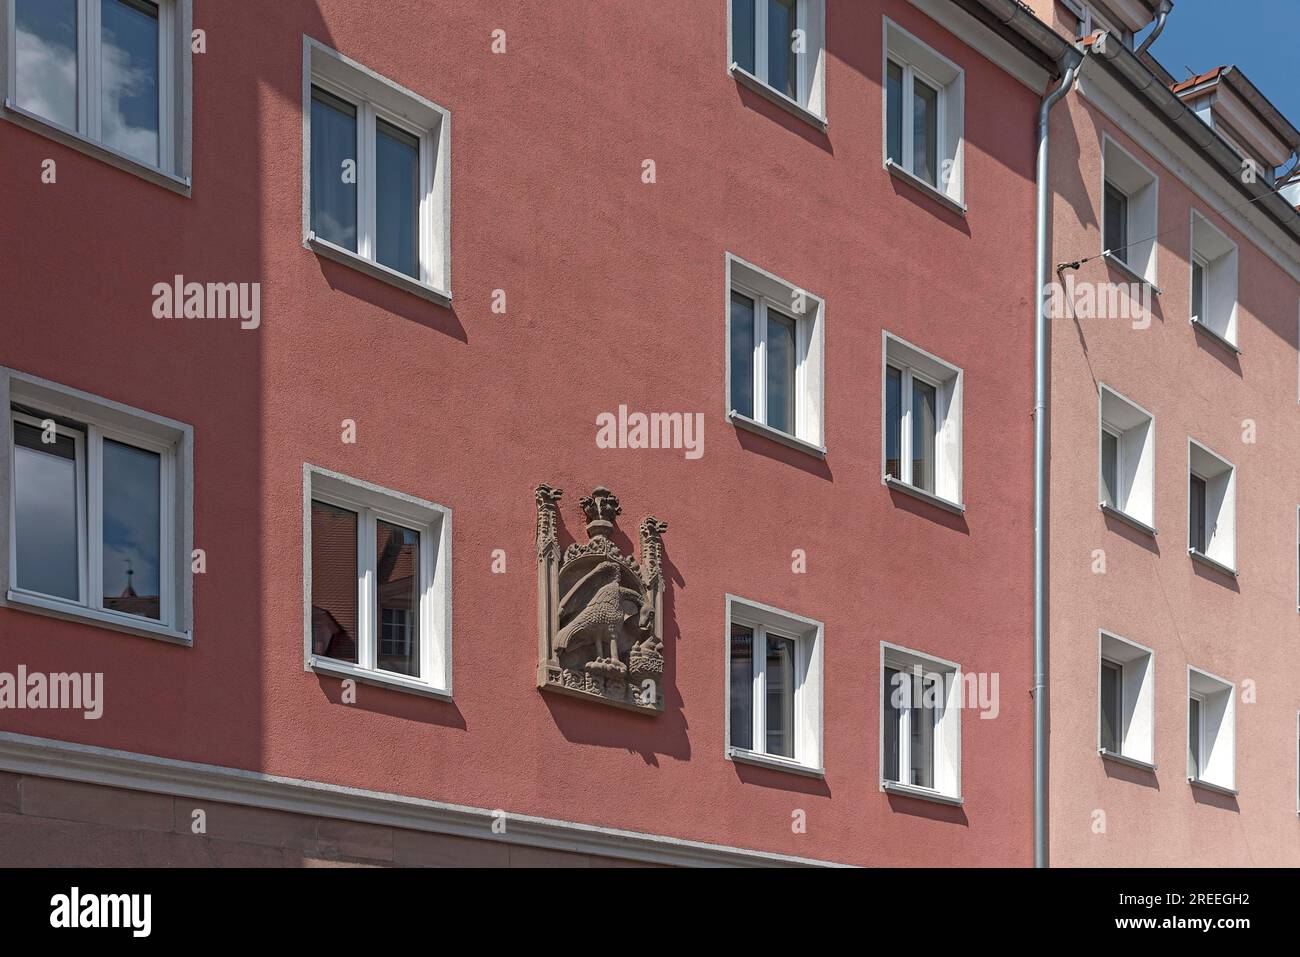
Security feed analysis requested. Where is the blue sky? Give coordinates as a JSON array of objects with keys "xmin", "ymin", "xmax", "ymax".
[{"xmin": 1139, "ymin": 1, "xmax": 1300, "ymax": 125}]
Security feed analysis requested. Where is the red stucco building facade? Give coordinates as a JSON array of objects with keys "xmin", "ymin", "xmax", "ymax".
[
  {"xmin": 17, "ymin": 0, "xmax": 1294, "ymax": 870},
  {"xmin": 0, "ymin": 0, "xmax": 1063, "ymax": 867}
]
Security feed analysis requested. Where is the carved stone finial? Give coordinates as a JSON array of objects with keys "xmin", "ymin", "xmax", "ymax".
[
  {"xmin": 638, "ymin": 517, "xmax": 668, "ymax": 586},
  {"xmin": 578, "ymin": 486, "xmax": 622, "ymax": 539},
  {"xmin": 535, "ymin": 484, "xmax": 564, "ymax": 558}
]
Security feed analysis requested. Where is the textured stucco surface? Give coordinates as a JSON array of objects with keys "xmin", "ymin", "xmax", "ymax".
[
  {"xmin": 0, "ymin": 1, "xmax": 1041, "ymax": 865},
  {"xmin": 1048, "ymin": 90, "xmax": 1300, "ymax": 866}
]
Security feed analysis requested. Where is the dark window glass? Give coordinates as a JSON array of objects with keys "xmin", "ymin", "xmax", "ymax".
[
  {"xmin": 886, "ymin": 60, "xmax": 903, "ymax": 166},
  {"xmin": 732, "ymin": 0, "xmax": 755, "ymax": 74},
  {"xmin": 13, "ymin": 421, "xmax": 79, "ymax": 601},
  {"xmin": 310, "ymin": 86, "xmax": 358, "ymax": 251},
  {"xmin": 375, "ymin": 519, "xmax": 420, "ymax": 676},
  {"xmin": 912, "ymin": 377, "xmax": 937, "ymax": 493},
  {"xmin": 885, "ymin": 365, "xmax": 902, "ymax": 479},
  {"xmin": 15, "ymin": 0, "xmax": 78, "ymax": 129},
  {"xmin": 766, "ymin": 308, "xmax": 797, "ymax": 435},
  {"xmin": 376, "ymin": 119, "xmax": 421, "ymax": 279},
  {"xmin": 1101, "ymin": 429, "xmax": 1119, "ymax": 508},
  {"xmin": 311, "ymin": 501, "xmax": 359, "ymax": 664},
  {"xmin": 1100, "ymin": 660, "xmax": 1121, "ymax": 753},
  {"xmin": 101, "ymin": 438, "xmax": 161, "ymax": 620},
  {"xmin": 101, "ymin": 0, "xmax": 160, "ymax": 166},
  {"xmin": 765, "ymin": 634, "xmax": 796, "ymax": 758},
  {"xmin": 729, "ymin": 292, "xmax": 755, "ymax": 419},
  {"xmin": 729, "ymin": 624, "xmax": 754, "ymax": 751},
  {"xmin": 767, "ymin": 0, "xmax": 797, "ymax": 101},
  {"xmin": 913, "ymin": 76, "xmax": 939, "ymax": 185},
  {"xmin": 910, "ymin": 673, "xmax": 936, "ymax": 788},
  {"xmin": 883, "ymin": 667, "xmax": 902, "ymax": 782},
  {"xmin": 1190, "ymin": 473, "xmax": 1207, "ymax": 553},
  {"xmin": 1188, "ymin": 696, "xmax": 1201, "ymax": 779},
  {"xmin": 1191, "ymin": 259, "xmax": 1205, "ymax": 322},
  {"xmin": 380, "ymin": 609, "xmax": 409, "ymax": 658},
  {"xmin": 1104, "ymin": 182, "xmax": 1128, "ymax": 263}
]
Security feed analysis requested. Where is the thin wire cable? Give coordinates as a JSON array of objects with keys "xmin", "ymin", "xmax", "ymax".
[{"xmin": 1056, "ymin": 171, "xmax": 1300, "ymax": 271}]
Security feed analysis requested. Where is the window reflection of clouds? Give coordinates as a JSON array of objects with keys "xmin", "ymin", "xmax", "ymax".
[
  {"xmin": 15, "ymin": 0, "xmax": 78, "ymax": 129},
  {"xmin": 101, "ymin": 0, "xmax": 160, "ymax": 166},
  {"xmin": 14, "ymin": 0, "xmax": 161, "ymax": 166}
]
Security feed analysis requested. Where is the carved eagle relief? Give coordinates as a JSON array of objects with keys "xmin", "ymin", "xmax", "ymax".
[
  {"xmin": 535, "ymin": 485, "xmax": 668, "ymax": 712},
  {"xmin": 555, "ymin": 559, "xmax": 646, "ymax": 670}
]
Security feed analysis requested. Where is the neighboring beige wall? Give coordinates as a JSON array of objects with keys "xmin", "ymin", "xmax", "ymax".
[
  {"xmin": 1023, "ymin": 0, "xmax": 1076, "ymax": 36},
  {"xmin": 1048, "ymin": 89, "xmax": 1300, "ymax": 865}
]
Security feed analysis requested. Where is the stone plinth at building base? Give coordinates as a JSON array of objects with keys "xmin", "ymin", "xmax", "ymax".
[
  {"xmin": 0, "ymin": 771, "xmax": 656, "ymax": 868},
  {"xmin": 0, "ymin": 733, "xmax": 837, "ymax": 868}
]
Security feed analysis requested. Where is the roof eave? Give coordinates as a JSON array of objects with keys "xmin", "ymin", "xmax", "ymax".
[{"xmin": 1089, "ymin": 37, "xmax": 1300, "ymax": 248}]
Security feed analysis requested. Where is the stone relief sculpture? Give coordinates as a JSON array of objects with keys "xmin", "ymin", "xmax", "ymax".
[{"xmin": 536, "ymin": 485, "xmax": 667, "ymax": 713}]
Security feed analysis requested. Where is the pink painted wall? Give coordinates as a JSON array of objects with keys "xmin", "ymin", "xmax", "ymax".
[
  {"xmin": 1048, "ymin": 92, "xmax": 1300, "ymax": 865},
  {"xmin": 0, "ymin": 1, "xmax": 1041, "ymax": 865}
]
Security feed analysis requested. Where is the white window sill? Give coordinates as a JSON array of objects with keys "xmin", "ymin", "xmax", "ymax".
[
  {"xmin": 884, "ymin": 159, "xmax": 967, "ymax": 215},
  {"xmin": 885, "ymin": 476, "xmax": 965, "ymax": 515},
  {"xmin": 2, "ymin": 99, "xmax": 191, "ymax": 197},
  {"xmin": 1102, "ymin": 252, "xmax": 1161, "ymax": 294},
  {"xmin": 726, "ymin": 747, "xmax": 824, "ymax": 779},
  {"xmin": 1099, "ymin": 748, "xmax": 1157, "ymax": 772},
  {"xmin": 1189, "ymin": 548, "xmax": 1237, "ymax": 578},
  {"xmin": 728, "ymin": 411, "xmax": 826, "ymax": 459},
  {"xmin": 306, "ymin": 233, "xmax": 452, "ymax": 308},
  {"xmin": 1188, "ymin": 776, "xmax": 1238, "ymax": 798},
  {"xmin": 1190, "ymin": 318, "xmax": 1241, "ymax": 355},
  {"xmin": 4, "ymin": 589, "xmax": 191, "ymax": 646},
  {"xmin": 881, "ymin": 780, "xmax": 964, "ymax": 807},
  {"xmin": 1100, "ymin": 502, "xmax": 1157, "ymax": 537},
  {"xmin": 307, "ymin": 656, "xmax": 452, "ymax": 701},
  {"xmin": 728, "ymin": 64, "xmax": 827, "ymax": 132}
]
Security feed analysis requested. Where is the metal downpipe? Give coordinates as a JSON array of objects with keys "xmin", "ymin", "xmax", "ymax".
[
  {"xmin": 1136, "ymin": 2, "xmax": 1172, "ymax": 57},
  {"xmin": 1034, "ymin": 55, "xmax": 1080, "ymax": 870}
]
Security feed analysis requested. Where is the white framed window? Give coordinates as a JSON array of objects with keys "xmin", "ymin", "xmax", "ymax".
[
  {"xmin": 1187, "ymin": 439, "xmax": 1235, "ymax": 575},
  {"xmin": 883, "ymin": 18, "xmax": 964, "ymax": 206},
  {"xmin": 304, "ymin": 464, "xmax": 451, "ymax": 698},
  {"xmin": 1187, "ymin": 666, "xmax": 1235, "ymax": 793},
  {"xmin": 728, "ymin": 0, "xmax": 826, "ymax": 122},
  {"xmin": 1098, "ymin": 631, "xmax": 1155, "ymax": 767},
  {"xmin": 0, "ymin": 368, "xmax": 193, "ymax": 643},
  {"xmin": 1098, "ymin": 384, "xmax": 1155, "ymax": 531},
  {"xmin": 303, "ymin": 37, "xmax": 451, "ymax": 305},
  {"xmin": 725, "ymin": 595, "xmax": 823, "ymax": 776},
  {"xmin": 2, "ymin": 0, "xmax": 191, "ymax": 188},
  {"xmin": 1189, "ymin": 210, "xmax": 1239, "ymax": 348},
  {"xmin": 883, "ymin": 332, "xmax": 963, "ymax": 508},
  {"xmin": 726, "ymin": 254, "xmax": 825, "ymax": 455},
  {"xmin": 880, "ymin": 642, "xmax": 962, "ymax": 804},
  {"xmin": 1102, "ymin": 135, "xmax": 1158, "ymax": 284},
  {"xmin": 1060, "ymin": 0, "xmax": 1124, "ymax": 42}
]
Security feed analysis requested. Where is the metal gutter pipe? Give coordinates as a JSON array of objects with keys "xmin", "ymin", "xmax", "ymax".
[
  {"xmin": 1034, "ymin": 47, "xmax": 1082, "ymax": 870},
  {"xmin": 1136, "ymin": 1, "xmax": 1171, "ymax": 57}
]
